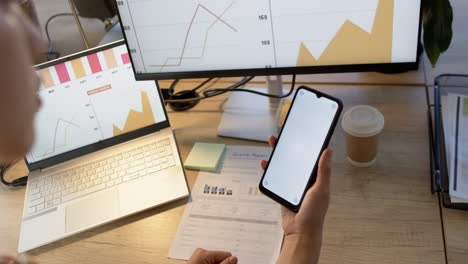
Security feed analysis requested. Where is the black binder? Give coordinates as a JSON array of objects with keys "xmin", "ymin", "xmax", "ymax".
[{"xmin": 428, "ymin": 74, "xmax": 468, "ymax": 210}]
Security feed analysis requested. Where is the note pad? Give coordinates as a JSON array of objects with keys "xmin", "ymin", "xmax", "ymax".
[{"xmin": 184, "ymin": 143, "xmax": 226, "ymax": 172}]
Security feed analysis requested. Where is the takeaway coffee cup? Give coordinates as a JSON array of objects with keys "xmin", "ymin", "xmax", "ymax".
[{"xmin": 342, "ymin": 105, "xmax": 385, "ymax": 167}]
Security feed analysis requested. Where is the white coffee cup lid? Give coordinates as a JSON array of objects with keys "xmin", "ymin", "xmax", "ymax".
[{"xmin": 342, "ymin": 105, "xmax": 384, "ymax": 137}]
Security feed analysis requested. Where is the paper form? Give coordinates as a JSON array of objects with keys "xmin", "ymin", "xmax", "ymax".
[
  {"xmin": 444, "ymin": 94, "xmax": 468, "ymax": 202},
  {"xmin": 168, "ymin": 146, "xmax": 283, "ymax": 264}
]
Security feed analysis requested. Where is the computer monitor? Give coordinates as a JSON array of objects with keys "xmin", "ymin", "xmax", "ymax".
[{"xmin": 115, "ymin": 0, "xmax": 422, "ymax": 141}]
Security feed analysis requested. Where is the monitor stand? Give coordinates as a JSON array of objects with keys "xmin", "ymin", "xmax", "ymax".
[{"xmin": 217, "ymin": 76, "xmax": 288, "ymax": 142}]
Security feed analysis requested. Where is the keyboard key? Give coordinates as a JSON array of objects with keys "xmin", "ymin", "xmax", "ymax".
[
  {"xmin": 115, "ymin": 178, "xmax": 123, "ymax": 185},
  {"xmin": 139, "ymin": 170, "xmax": 147, "ymax": 177},
  {"xmin": 167, "ymin": 156, "xmax": 175, "ymax": 166},
  {"xmin": 127, "ymin": 164, "xmax": 145, "ymax": 174},
  {"xmin": 35, "ymin": 178, "xmax": 45, "ymax": 187},
  {"xmin": 147, "ymin": 166, "xmax": 161, "ymax": 174},
  {"xmin": 29, "ymin": 187, "xmax": 40, "ymax": 195},
  {"xmin": 26, "ymin": 207, "xmax": 36, "ymax": 215},
  {"xmin": 53, "ymin": 198, "xmax": 61, "ymax": 206},
  {"xmin": 46, "ymin": 195, "xmax": 54, "ymax": 202},
  {"xmin": 36, "ymin": 203, "xmax": 45, "ymax": 212},
  {"xmin": 45, "ymin": 201, "xmax": 54, "ymax": 208},
  {"xmin": 130, "ymin": 172, "xmax": 139, "ymax": 180},
  {"xmin": 62, "ymin": 183, "xmax": 105, "ymax": 203},
  {"xmin": 29, "ymin": 197, "xmax": 45, "ymax": 207},
  {"xmin": 29, "ymin": 192, "xmax": 41, "ymax": 201}
]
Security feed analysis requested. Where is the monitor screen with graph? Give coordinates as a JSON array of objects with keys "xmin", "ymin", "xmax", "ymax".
[
  {"xmin": 26, "ymin": 41, "xmax": 167, "ymax": 166},
  {"xmin": 116, "ymin": 0, "xmax": 422, "ymax": 80}
]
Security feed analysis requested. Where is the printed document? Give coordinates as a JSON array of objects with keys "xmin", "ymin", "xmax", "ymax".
[
  {"xmin": 442, "ymin": 94, "xmax": 468, "ymax": 202},
  {"xmin": 168, "ymin": 146, "xmax": 283, "ymax": 264}
]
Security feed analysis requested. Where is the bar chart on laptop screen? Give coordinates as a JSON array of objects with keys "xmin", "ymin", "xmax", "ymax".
[
  {"xmin": 27, "ymin": 45, "xmax": 167, "ymax": 163},
  {"xmin": 117, "ymin": 0, "xmax": 421, "ymax": 74}
]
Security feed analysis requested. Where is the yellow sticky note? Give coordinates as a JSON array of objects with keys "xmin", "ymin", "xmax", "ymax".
[{"xmin": 184, "ymin": 143, "xmax": 226, "ymax": 172}]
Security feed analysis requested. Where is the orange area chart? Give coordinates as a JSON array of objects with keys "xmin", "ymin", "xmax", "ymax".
[
  {"xmin": 113, "ymin": 91, "xmax": 156, "ymax": 136},
  {"xmin": 297, "ymin": 0, "xmax": 394, "ymax": 66}
]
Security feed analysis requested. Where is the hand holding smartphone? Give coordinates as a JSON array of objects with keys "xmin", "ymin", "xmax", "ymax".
[{"xmin": 259, "ymin": 86, "xmax": 343, "ymax": 212}]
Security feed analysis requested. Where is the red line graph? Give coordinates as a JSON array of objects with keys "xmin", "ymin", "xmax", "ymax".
[
  {"xmin": 151, "ymin": 3, "xmax": 237, "ymax": 68},
  {"xmin": 37, "ymin": 118, "xmax": 80, "ymax": 158}
]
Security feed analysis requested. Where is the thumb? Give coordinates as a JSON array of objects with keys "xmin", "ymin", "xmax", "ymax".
[
  {"xmin": 220, "ymin": 256, "xmax": 238, "ymax": 264},
  {"xmin": 314, "ymin": 149, "xmax": 333, "ymax": 191}
]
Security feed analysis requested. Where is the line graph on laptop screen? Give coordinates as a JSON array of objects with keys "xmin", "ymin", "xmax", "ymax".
[
  {"xmin": 27, "ymin": 44, "xmax": 167, "ymax": 163},
  {"xmin": 117, "ymin": 0, "xmax": 421, "ymax": 74}
]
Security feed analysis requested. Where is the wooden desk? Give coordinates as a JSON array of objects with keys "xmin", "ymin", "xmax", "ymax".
[{"xmin": 0, "ymin": 83, "xmax": 444, "ymax": 263}]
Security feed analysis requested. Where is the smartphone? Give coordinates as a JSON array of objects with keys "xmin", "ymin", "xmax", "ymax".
[{"xmin": 259, "ymin": 86, "xmax": 343, "ymax": 212}]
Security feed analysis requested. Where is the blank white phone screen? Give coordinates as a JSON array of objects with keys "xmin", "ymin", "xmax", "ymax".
[{"xmin": 262, "ymin": 89, "xmax": 338, "ymax": 206}]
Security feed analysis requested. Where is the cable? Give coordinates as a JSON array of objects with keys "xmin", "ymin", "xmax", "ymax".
[
  {"xmin": 165, "ymin": 77, "xmax": 253, "ymax": 110},
  {"xmin": 192, "ymin": 78, "xmax": 214, "ymax": 92},
  {"xmin": 44, "ymin": 13, "xmax": 74, "ymax": 61},
  {"xmin": 199, "ymin": 78, "xmax": 221, "ymax": 93},
  {"xmin": 163, "ymin": 75, "xmax": 296, "ymax": 104},
  {"xmin": 0, "ymin": 164, "xmax": 28, "ymax": 187},
  {"xmin": 164, "ymin": 76, "xmax": 254, "ymax": 104},
  {"xmin": 205, "ymin": 75, "xmax": 296, "ymax": 99}
]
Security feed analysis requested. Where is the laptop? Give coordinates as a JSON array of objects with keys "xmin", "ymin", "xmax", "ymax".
[{"xmin": 18, "ymin": 40, "xmax": 189, "ymax": 253}]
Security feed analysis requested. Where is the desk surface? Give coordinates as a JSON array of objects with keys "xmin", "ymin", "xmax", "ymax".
[{"xmin": 0, "ymin": 82, "xmax": 445, "ymax": 263}]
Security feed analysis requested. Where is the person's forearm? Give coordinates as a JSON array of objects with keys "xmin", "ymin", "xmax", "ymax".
[{"xmin": 276, "ymin": 233, "xmax": 323, "ymax": 264}]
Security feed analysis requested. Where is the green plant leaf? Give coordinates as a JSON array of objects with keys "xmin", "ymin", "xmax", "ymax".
[{"xmin": 423, "ymin": 0, "xmax": 453, "ymax": 67}]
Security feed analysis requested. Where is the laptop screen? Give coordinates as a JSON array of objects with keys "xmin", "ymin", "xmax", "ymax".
[{"xmin": 26, "ymin": 42, "xmax": 167, "ymax": 165}]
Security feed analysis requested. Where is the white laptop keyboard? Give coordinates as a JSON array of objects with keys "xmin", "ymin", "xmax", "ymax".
[{"xmin": 25, "ymin": 138, "xmax": 176, "ymax": 216}]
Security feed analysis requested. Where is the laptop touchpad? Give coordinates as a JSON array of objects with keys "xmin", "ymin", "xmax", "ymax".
[{"xmin": 65, "ymin": 190, "xmax": 120, "ymax": 233}]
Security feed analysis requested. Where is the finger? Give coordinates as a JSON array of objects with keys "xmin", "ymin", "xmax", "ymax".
[
  {"xmin": 260, "ymin": 160, "xmax": 267, "ymax": 170},
  {"xmin": 267, "ymin": 135, "xmax": 278, "ymax": 148},
  {"xmin": 314, "ymin": 149, "xmax": 333, "ymax": 190},
  {"xmin": 220, "ymin": 256, "xmax": 238, "ymax": 264},
  {"xmin": 205, "ymin": 250, "xmax": 232, "ymax": 263}
]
